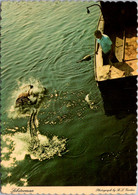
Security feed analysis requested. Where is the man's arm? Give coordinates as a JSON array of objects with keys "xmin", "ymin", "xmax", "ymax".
[{"xmin": 95, "ymin": 43, "xmax": 99, "ymax": 54}]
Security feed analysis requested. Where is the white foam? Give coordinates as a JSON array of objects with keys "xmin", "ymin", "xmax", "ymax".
[
  {"xmin": 85, "ymin": 94, "xmax": 97, "ymax": 110},
  {"xmin": 1, "ymin": 131, "xmax": 67, "ymax": 167},
  {"xmin": 2, "ymin": 78, "xmax": 67, "ymax": 166},
  {"xmin": 8, "ymin": 78, "xmax": 46, "ymax": 119}
]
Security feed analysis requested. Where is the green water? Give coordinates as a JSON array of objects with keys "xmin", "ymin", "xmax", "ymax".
[{"xmin": 1, "ymin": 2, "xmax": 136, "ymax": 186}]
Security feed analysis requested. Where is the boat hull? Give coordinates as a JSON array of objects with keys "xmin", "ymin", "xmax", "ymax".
[{"xmin": 98, "ymin": 75, "xmax": 137, "ymax": 116}]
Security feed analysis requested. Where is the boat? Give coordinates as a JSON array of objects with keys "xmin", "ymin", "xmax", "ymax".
[{"xmin": 86, "ymin": 2, "xmax": 137, "ymax": 115}]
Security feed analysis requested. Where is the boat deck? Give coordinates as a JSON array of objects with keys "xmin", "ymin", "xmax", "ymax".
[{"xmin": 95, "ymin": 15, "xmax": 137, "ymax": 82}]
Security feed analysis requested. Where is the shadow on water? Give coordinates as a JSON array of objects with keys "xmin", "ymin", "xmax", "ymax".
[
  {"xmin": 92, "ymin": 76, "xmax": 137, "ymax": 186},
  {"xmin": 98, "ymin": 76, "xmax": 137, "ymax": 119}
]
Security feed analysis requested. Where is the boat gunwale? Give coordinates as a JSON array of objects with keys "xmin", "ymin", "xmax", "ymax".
[{"xmin": 94, "ymin": 13, "xmax": 137, "ymax": 83}]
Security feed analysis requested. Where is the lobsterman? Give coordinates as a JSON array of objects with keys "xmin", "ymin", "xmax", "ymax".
[{"xmin": 94, "ymin": 30, "xmax": 118, "ymax": 65}]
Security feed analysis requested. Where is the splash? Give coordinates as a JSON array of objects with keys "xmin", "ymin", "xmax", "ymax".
[
  {"xmin": 85, "ymin": 94, "xmax": 97, "ymax": 110},
  {"xmin": 27, "ymin": 109, "xmax": 67, "ymax": 161},
  {"xmin": 2, "ymin": 79, "xmax": 67, "ymax": 165},
  {"xmin": 29, "ymin": 134, "xmax": 67, "ymax": 161},
  {"xmin": 1, "ymin": 132, "xmax": 67, "ymax": 168},
  {"xmin": 8, "ymin": 79, "xmax": 47, "ymax": 119}
]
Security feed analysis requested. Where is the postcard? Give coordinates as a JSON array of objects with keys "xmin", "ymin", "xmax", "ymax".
[{"xmin": 1, "ymin": 1, "xmax": 137, "ymax": 194}]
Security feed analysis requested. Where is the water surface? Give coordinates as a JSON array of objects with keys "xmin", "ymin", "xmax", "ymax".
[{"xmin": 1, "ymin": 2, "xmax": 136, "ymax": 186}]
